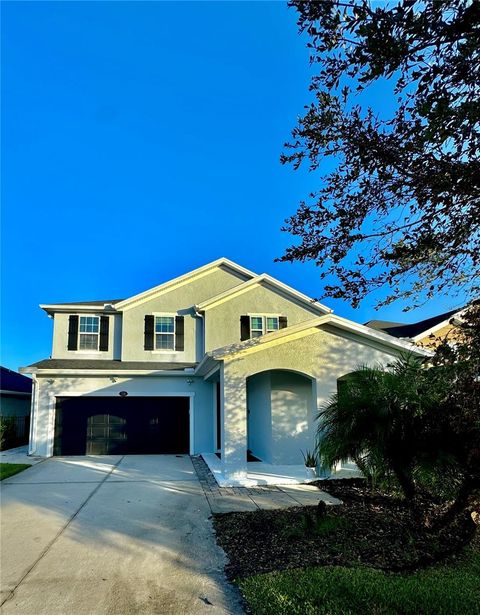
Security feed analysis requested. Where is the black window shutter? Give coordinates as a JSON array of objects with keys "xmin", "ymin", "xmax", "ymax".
[
  {"xmin": 144, "ymin": 315, "xmax": 155, "ymax": 350},
  {"xmin": 99, "ymin": 316, "xmax": 109, "ymax": 351},
  {"xmin": 279, "ymin": 316, "xmax": 288, "ymax": 329},
  {"xmin": 240, "ymin": 315, "xmax": 250, "ymax": 341},
  {"xmin": 67, "ymin": 315, "xmax": 79, "ymax": 350},
  {"xmin": 175, "ymin": 316, "xmax": 184, "ymax": 351}
]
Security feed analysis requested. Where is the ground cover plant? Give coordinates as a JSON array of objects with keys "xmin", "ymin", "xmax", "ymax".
[
  {"xmin": 0, "ymin": 463, "xmax": 31, "ymax": 480},
  {"xmin": 214, "ymin": 480, "xmax": 479, "ymax": 614}
]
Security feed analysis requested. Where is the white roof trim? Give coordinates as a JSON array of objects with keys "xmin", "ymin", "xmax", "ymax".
[
  {"xmin": 207, "ymin": 314, "xmax": 431, "ymax": 360},
  {"xmin": 114, "ymin": 258, "xmax": 257, "ymax": 310},
  {"xmin": 19, "ymin": 368, "xmax": 192, "ymax": 377},
  {"xmin": 40, "ymin": 304, "xmax": 118, "ymax": 313},
  {"xmin": 195, "ymin": 273, "xmax": 332, "ymax": 315}
]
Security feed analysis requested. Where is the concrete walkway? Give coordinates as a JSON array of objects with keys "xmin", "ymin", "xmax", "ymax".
[
  {"xmin": 0, "ymin": 456, "xmax": 243, "ymax": 615},
  {"xmin": 192, "ymin": 457, "xmax": 342, "ymax": 513},
  {"xmin": 0, "ymin": 445, "xmax": 44, "ymax": 466}
]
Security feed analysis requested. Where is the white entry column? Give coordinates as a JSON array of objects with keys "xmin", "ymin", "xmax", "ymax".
[{"xmin": 220, "ymin": 362, "xmax": 248, "ymax": 482}]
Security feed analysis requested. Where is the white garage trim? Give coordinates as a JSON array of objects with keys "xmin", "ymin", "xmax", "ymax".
[{"xmin": 47, "ymin": 392, "xmax": 196, "ymax": 457}]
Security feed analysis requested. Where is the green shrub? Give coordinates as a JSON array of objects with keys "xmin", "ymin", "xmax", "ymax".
[
  {"xmin": 282, "ymin": 510, "xmax": 350, "ymax": 540},
  {"xmin": 0, "ymin": 417, "xmax": 17, "ymax": 451}
]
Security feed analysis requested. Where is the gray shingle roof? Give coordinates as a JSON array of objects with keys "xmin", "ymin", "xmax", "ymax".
[
  {"xmin": 1, "ymin": 366, "xmax": 32, "ymax": 393},
  {"xmin": 365, "ymin": 308, "xmax": 462, "ymax": 339},
  {"xmin": 46, "ymin": 299, "xmax": 124, "ymax": 307},
  {"xmin": 25, "ymin": 359, "xmax": 196, "ymax": 372}
]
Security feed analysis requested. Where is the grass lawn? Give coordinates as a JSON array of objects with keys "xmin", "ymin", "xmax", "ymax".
[
  {"xmin": 0, "ymin": 463, "xmax": 31, "ymax": 480},
  {"xmin": 238, "ymin": 545, "xmax": 480, "ymax": 615}
]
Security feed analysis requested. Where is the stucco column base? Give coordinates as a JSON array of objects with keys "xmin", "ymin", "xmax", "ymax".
[{"xmin": 222, "ymin": 463, "xmax": 248, "ymax": 484}]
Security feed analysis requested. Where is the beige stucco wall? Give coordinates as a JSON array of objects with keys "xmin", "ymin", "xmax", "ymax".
[
  {"xmin": 247, "ymin": 372, "xmax": 272, "ymax": 462},
  {"xmin": 416, "ymin": 324, "xmax": 460, "ymax": 349},
  {"xmin": 50, "ymin": 265, "xmax": 249, "ymax": 364},
  {"xmin": 121, "ymin": 266, "xmax": 249, "ymax": 362},
  {"xmin": 221, "ymin": 325, "xmax": 400, "ymax": 470},
  {"xmin": 270, "ymin": 371, "xmax": 313, "ymax": 465},
  {"xmin": 204, "ymin": 282, "xmax": 322, "ymax": 351},
  {"xmin": 52, "ymin": 313, "xmax": 121, "ymax": 360}
]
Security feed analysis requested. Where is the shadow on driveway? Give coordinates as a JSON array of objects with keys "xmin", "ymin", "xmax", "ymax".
[{"xmin": 0, "ymin": 455, "xmax": 244, "ymax": 615}]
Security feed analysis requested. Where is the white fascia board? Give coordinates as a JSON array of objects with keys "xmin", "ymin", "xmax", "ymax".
[
  {"xmin": 194, "ymin": 354, "xmax": 219, "ymax": 378},
  {"xmin": 411, "ymin": 311, "xmax": 464, "ymax": 342},
  {"xmin": 115, "ymin": 258, "xmax": 257, "ymax": 311},
  {"xmin": 196, "ymin": 273, "xmax": 332, "ymax": 315},
  {"xmin": 325, "ymin": 314, "xmax": 432, "ymax": 356},
  {"xmin": 210, "ymin": 314, "xmax": 431, "ymax": 360},
  {"xmin": 24, "ymin": 369, "xmax": 193, "ymax": 377},
  {"xmin": 39, "ymin": 305, "xmax": 119, "ymax": 317}
]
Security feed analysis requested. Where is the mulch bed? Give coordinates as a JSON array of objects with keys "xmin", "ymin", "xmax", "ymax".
[{"xmin": 213, "ymin": 478, "xmax": 477, "ymax": 580}]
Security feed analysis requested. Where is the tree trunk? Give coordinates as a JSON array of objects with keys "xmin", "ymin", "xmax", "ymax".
[
  {"xmin": 390, "ymin": 460, "xmax": 416, "ymax": 501},
  {"xmin": 438, "ymin": 473, "xmax": 480, "ymax": 527}
]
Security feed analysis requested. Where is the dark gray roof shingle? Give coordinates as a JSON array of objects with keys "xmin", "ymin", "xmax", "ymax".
[
  {"xmin": 365, "ymin": 308, "xmax": 462, "ymax": 339},
  {"xmin": 46, "ymin": 299, "xmax": 124, "ymax": 307},
  {"xmin": 25, "ymin": 359, "xmax": 196, "ymax": 372},
  {"xmin": 1, "ymin": 366, "xmax": 32, "ymax": 393}
]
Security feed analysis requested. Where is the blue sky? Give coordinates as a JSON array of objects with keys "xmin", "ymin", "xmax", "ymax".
[{"xmin": 1, "ymin": 1, "xmax": 465, "ymax": 372}]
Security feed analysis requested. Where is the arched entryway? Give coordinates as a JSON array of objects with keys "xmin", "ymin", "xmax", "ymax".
[{"xmin": 246, "ymin": 369, "xmax": 315, "ymax": 465}]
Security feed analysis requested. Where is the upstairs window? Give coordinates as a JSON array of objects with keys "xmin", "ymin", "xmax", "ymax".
[
  {"xmin": 155, "ymin": 316, "xmax": 175, "ymax": 350},
  {"xmin": 79, "ymin": 316, "xmax": 100, "ymax": 350},
  {"xmin": 250, "ymin": 316, "xmax": 264, "ymax": 338},
  {"xmin": 240, "ymin": 314, "xmax": 286, "ymax": 341},
  {"xmin": 250, "ymin": 315, "xmax": 279, "ymax": 338}
]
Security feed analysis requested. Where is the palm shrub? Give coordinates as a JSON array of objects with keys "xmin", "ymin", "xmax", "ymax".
[
  {"xmin": 316, "ymin": 354, "xmax": 445, "ymax": 500},
  {"xmin": 317, "ymin": 302, "xmax": 480, "ymax": 521}
]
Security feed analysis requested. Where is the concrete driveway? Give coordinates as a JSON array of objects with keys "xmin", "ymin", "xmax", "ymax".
[{"xmin": 0, "ymin": 456, "xmax": 243, "ymax": 615}]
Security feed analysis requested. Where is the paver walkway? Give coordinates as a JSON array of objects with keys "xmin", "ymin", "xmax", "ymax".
[{"xmin": 191, "ymin": 456, "xmax": 341, "ymax": 513}]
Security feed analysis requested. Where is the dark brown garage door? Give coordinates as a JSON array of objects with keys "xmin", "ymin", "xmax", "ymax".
[{"xmin": 53, "ymin": 396, "xmax": 190, "ymax": 455}]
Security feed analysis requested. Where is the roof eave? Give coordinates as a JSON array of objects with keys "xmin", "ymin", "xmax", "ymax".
[
  {"xmin": 21, "ymin": 368, "xmax": 195, "ymax": 377},
  {"xmin": 40, "ymin": 304, "xmax": 119, "ymax": 315}
]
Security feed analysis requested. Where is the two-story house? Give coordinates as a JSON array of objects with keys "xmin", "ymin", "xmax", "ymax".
[{"xmin": 21, "ymin": 258, "xmax": 427, "ymax": 485}]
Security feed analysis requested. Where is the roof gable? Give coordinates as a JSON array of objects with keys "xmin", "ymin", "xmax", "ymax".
[
  {"xmin": 115, "ymin": 258, "xmax": 256, "ymax": 311},
  {"xmin": 195, "ymin": 273, "xmax": 332, "ymax": 315},
  {"xmin": 203, "ymin": 314, "xmax": 430, "ymax": 362}
]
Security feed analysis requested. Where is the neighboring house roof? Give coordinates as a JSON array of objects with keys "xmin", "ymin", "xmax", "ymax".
[
  {"xmin": 115, "ymin": 258, "xmax": 257, "ymax": 311},
  {"xmin": 196, "ymin": 314, "xmax": 430, "ymax": 376},
  {"xmin": 365, "ymin": 307, "xmax": 463, "ymax": 340},
  {"xmin": 0, "ymin": 366, "xmax": 32, "ymax": 394},
  {"xmin": 22, "ymin": 360, "xmax": 196, "ymax": 374},
  {"xmin": 195, "ymin": 273, "xmax": 332, "ymax": 315}
]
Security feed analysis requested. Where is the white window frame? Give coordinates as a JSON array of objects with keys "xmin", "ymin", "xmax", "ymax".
[
  {"xmin": 248, "ymin": 314, "xmax": 280, "ymax": 338},
  {"xmin": 78, "ymin": 315, "xmax": 100, "ymax": 352},
  {"xmin": 153, "ymin": 313, "xmax": 176, "ymax": 352}
]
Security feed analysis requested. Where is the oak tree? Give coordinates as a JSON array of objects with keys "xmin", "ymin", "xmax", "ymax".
[{"xmin": 280, "ymin": 0, "xmax": 480, "ymax": 308}]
